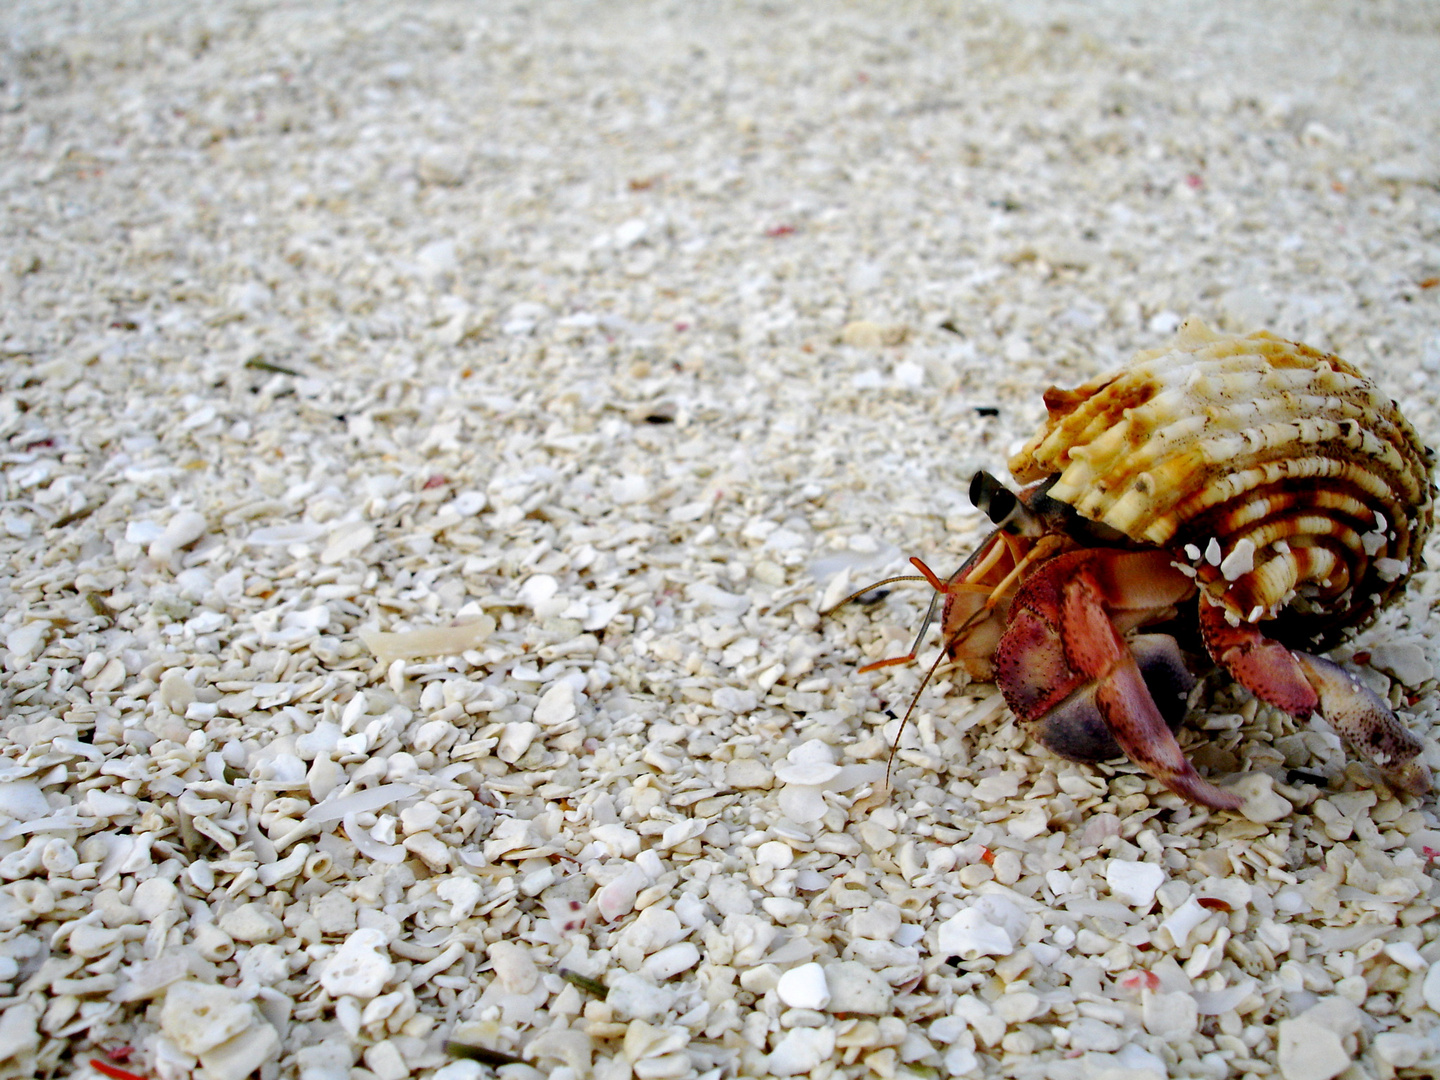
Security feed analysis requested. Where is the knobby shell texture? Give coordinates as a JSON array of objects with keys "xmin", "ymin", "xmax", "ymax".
[
  {"xmin": 3, "ymin": 3, "xmax": 1440, "ymax": 1080},
  {"xmin": 1011, "ymin": 317, "xmax": 1435, "ymax": 633}
]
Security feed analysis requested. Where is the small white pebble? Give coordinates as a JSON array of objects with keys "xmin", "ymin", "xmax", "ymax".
[
  {"xmin": 822, "ymin": 961, "xmax": 893, "ymax": 1015},
  {"xmin": 218, "ymin": 903, "xmax": 283, "ymax": 943},
  {"xmin": 1373, "ymin": 1031, "xmax": 1425, "ymax": 1068},
  {"xmin": 87, "ymin": 655, "xmax": 126, "ymax": 692},
  {"xmin": 617, "ymin": 906, "xmax": 684, "ymax": 956},
  {"xmin": 4, "ymin": 621, "xmax": 48, "ymax": 659},
  {"xmin": 608, "ymin": 474, "xmax": 650, "ymax": 504},
  {"xmin": 596, "ymin": 863, "xmax": 648, "ymax": 922},
  {"xmin": 1423, "ymin": 963, "xmax": 1440, "ymax": 1012},
  {"xmin": 533, "ymin": 681, "xmax": 578, "ymax": 726},
  {"xmin": 766, "ymin": 1026, "xmax": 836, "ymax": 1076},
  {"xmin": 321, "ymin": 521, "xmax": 375, "ymax": 564},
  {"xmin": 726, "ymin": 758, "xmax": 772, "ymax": 788},
  {"xmin": 937, "ymin": 908, "xmax": 1015, "ymax": 960},
  {"xmin": 847, "ymin": 902, "xmax": 902, "ymax": 941},
  {"xmin": 972, "ymin": 772, "xmax": 1022, "ymax": 804},
  {"xmin": 431, "ymin": 1063, "xmax": 484, "ymax": 1080},
  {"xmin": 403, "ymin": 832, "xmax": 451, "ymax": 870},
  {"xmin": 1219, "ymin": 537, "xmax": 1255, "ymax": 581},
  {"xmin": 0, "ymin": 780, "xmax": 49, "ymax": 821},
  {"xmin": 487, "ymin": 941, "xmax": 538, "ymax": 994},
  {"xmin": 133, "ymin": 877, "xmax": 179, "ymax": 921},
  {"xmin": 363, "ymin": 1041, "xmax": 409, "ymax": 1080},
  {"xmin": 773, "ymin": 759, "xmax": 841, "ymax": 785},
  {"xmin": 1006, "ymin": 804, "xmax": 1050, "ymax": 840},
  {"xmin": 713, "ymin": 686, "xmax": 758, "ymax": 714},
  {"xmin": 756, "ymin": 840, "xmax": 794, "ymax": 868},
  {"xmin": 1374, "ymin": 557, "xmax": 1409, "ymax": 582},
  {"xmin": 199, "ymin": 1019, "xmax": 280, "ymax": 1080},
  {"xmin": 1068, "ymin": 1017, "xmax": 1124, "ymax": 1052},
  {"xmin": 1383, "ymin": 941, "xmax": 1426, "ymax": 972},
  {"xmin": 775, "ymin": 784, "xmax": 827, "ymax": 824},
  {"xmin": 68, "ymin": 923, "xmax": 125, "ymax": 958},
  {"xmin": 159, "ymin": 673, "xmax": 197, "ymax": 714},
  {"xmin": 149, "ymin": 510, "xmax": 207, "ymax": 562},
  {"xmin": 607, "ymin": 973, "xmax": 677, "ymax": 1021},
  {"xmin": 591, "ymin": 824, "xmax": 642, "ymax": 859},
  {"xmin": 775, "ymin": 963, "xmax": 829, "ymax": 1010},
  {"xmin": 641, "ymin": 942, "xmax": 701, "ymax": 981},
  {"xmin": 1142, "ymin": 991, "xmax": 1199, "ymax": 1039},
  {"xmin": 1160, "ymin": 898, "xmax": 1214, "ymax": 950},
  {"xmin": 158, "ymin": 981, "xmax": 257, "ymax": 1056},
  {"xmin": 517, "ymin": 574, "xmax": 559, "ymax": 610},
  {"xmin": 1228, "ymin": 772, "xmax": 1293, "ymax": 823},
  {"xmin": 416, "ymin": 145, "xmax": 467, "ymax": 184},
  {"xmin": 1277, "ymin": 1016, "xmax": 1350, "ymax": 1080},
  {"xmin": 318, "ymin": 928, "xmax": 394, "ymax": 999},
  {"xmin": 496, "ymin": 722, "xmax": 539, "ymax": 763},
  {"xmin": 399, "ymin": 802, "xmax": 442, "ymax": 834},
  {"xmin": 1106, "ymin": 860, "xmax": 1166, "ymax": 909},
  {"xmin": 1368, "ymin": 642, "xmax": 1435, "ymax": 686},
  {"xmin": 443, "ymin": 491, "xmax": 487, "ymax": 517},
  {"xmin": 438, "ymin": 877, "xmax": 483, "ymax": 921},
  {"xmin": 40, "ymin": 837, "xmax": 78, "ymax": 874}
]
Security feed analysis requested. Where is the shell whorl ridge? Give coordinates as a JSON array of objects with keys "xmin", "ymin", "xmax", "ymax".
[{"xmin": 1010, "ymin": 318, "xmax": 1436, "ymax": 641}]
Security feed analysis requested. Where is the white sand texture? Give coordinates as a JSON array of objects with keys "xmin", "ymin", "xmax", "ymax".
[{"xmin": 5, "ymin": 2, "xmax": 1440, "ymax": 1078}]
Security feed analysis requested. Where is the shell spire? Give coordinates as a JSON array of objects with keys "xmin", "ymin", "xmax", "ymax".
[{"xmin": 1009, "ymin": 318, "xmax": 1436, "ymax": 642}]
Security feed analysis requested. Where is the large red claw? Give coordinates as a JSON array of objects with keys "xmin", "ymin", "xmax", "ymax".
[
  {"xmin": 994, "ymin": 606, "xmax": 1084, "ymax": 723},
  {"xmin": 1062, "ymin": 574, "xmax": 1241, "ymax": 811}
]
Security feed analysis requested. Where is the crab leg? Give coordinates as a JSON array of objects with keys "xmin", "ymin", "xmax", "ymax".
[
  {"xmin": 995, "ymin": 550, "xmax": 1241, "ymax": 810},
  {"xmin": 1058, "ymin": 570, "xmax": 1243, "ymax": 810},
  {"xmin": 1020, "ymin": 633, "xmax": 1195, "ymax": 764},
  {"xmin": 1200, "ymin": 602, "xmax": 1432, "ymax": 795}
]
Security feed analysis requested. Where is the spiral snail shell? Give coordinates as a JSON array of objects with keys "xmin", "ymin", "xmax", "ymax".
[{"xmin": 1009, "ymin": 318, "xmax": 1435, "ymax": 647}]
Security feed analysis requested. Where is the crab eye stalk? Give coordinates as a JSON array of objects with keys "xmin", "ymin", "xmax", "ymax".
[{"xmin": 971, "ymin": 471, "xmax": 1018, "ymax": 526}]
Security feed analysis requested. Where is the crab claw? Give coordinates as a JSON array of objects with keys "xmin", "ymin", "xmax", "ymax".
[
  {"xmin": 1058, "ymin": 573, "xmax": 1242, "ymax": 810},
  {"xmin": 1201, "ymin": 601, "xmax": 1432, "ymax": 796},
  {"xmin": 996, "ymin": 550, "xmax": 1241, "ymax": 810},
  {"xmin": 1291, "ymin": 653, "xmax": 1432, "ymax": 795},
  {"xmin": 1028, "ymin": 634, "xmax": 1195, "ymax": 764}
]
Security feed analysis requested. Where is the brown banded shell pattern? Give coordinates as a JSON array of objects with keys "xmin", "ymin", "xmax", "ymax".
[{"xmin": 1009, "ymin": 319, "xmax": 1436, "ymax": 642}]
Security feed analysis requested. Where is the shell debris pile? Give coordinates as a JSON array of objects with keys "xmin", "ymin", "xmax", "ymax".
[{"xmin": 3, "ymin": 4, "xmax": 1440, "ymax": 1080}]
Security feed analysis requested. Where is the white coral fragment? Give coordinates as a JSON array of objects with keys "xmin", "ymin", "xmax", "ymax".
[
  {"xmin": 1219, "ymin": 537, "xmax": 1255, "ymax": 581},
  {"xmin": 318, "ymin": 928, "xmax": 395, "ymax": 999},
  {"xmin": 357, "ymin": 616, "xmax": 495, "ymax": 664}
]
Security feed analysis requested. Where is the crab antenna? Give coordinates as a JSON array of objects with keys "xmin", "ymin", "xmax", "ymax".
[
  {"xmin": 884, "ymin": 533, "xmax": 1065, "ymax": 778},
  {"xmin": 823, "ymin": 573, "xmax": 929, "ymax": 615},
  {"xmin": 852, "ymin": 557, "xmax": 951, "ymax": 673},
  {"xmin": 907, "ymin": 555, "xmax": 948, "ymax": 591},
  {"xmin": 885, "ymin": 638, "xmax": 952, "ymax": 785},
  {"xmin": 892, "ymin": 571, "xmax": 945, "ymax": 668}
]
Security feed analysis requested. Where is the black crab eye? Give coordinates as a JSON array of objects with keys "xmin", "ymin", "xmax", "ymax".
[{"xmin": 970, "ymin": 470, "xmax": 1017, "ymax": 526}]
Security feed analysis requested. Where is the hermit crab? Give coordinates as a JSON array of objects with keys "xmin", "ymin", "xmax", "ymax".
[{"xmin": 843, "ymin": 319, "xmax": 1435, "ymax": 810}]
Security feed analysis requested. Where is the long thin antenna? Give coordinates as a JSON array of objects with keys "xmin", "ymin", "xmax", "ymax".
[
  {"xmin": 885, "ymin": 643, "xmax": 951, "ymax": 784},
  {"xmin": 822, "ymin": 573, "xmax": 928, "ymax": 614}
]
